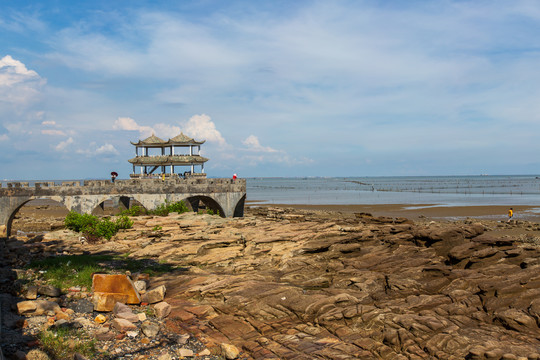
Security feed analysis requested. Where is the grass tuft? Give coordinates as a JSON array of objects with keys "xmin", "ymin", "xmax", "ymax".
[
  {"xmin": 27, "ymin": 254, "xmax": 183, "ymax": 289},
  {"xmin": 39, "ymin": 327, "xmax": 97, "ymax": 360}
]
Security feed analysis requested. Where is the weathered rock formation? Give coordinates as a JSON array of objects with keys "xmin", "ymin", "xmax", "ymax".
[{"xmin": 4, "ymin": 206, "xmax": 540, "ymax": 359}]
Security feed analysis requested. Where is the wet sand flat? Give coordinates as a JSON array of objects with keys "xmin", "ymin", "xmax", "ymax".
[{"xmin": 248, "ymin": 202, "xmax": 540, "ymax": 222}]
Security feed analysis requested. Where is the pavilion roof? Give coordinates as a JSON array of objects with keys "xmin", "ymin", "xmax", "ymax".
[
  {"xmin": 130, "ymin": 134, "xmax": 167, "ymax": 146},
  {"xmin": 168, "ymin": 132, "xmax": 205, "ymax": 145},
  {"xmin": 128, "ymin": 155, "xmax": 209, "ymax": 165},
  {"xmin": 131, "ymin": 132, "xmax": 205, "ymax": 146}
]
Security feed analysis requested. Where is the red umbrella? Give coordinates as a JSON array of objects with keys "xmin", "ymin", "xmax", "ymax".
[{"xmin": 111, "ymin": 171, "xmax": 118, "ymax": 177}]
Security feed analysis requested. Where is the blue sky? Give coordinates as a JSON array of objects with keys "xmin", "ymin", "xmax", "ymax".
[{"xmin": 2, "ymin": 0, "xmax": 540, "ymax": 179}]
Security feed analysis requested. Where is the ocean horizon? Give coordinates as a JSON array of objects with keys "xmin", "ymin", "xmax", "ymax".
[
  {"xmin": 246, "ymin": 175, "xmax": 540, "ymax": 207},
  {"xmin": 3, "ymin": 175, "xmax": 540, "ymax": 208}
]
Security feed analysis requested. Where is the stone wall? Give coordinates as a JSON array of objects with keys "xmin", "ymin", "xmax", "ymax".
[{"xmin": 0, "ymin": 178, "xmax": 246, "ymax": 237}]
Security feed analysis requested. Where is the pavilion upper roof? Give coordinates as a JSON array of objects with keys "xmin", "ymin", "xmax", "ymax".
[
  {"xmin": 169, "ymin": 132, "xmax": 205, "ymax": 145},
  {"xmin": 130, "ymin": 132, "xmax": 205, "ymax": 146},
  {"xmin": 130, "ymin": 134, "xmax": 167, "ymax": 146}
]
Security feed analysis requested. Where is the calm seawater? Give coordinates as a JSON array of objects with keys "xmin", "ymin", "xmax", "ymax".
[
  {"xmin": 246, "ymin": 175, "xmax": 540, "ymax": 207},
  {"xmin": 3, "ymin": 175, "xmax": 540, "ymax": 207}
]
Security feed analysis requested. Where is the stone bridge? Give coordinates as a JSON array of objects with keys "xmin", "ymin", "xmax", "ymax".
[{"xmin": 0, "ymin": 178, "xmax": 246, "ymax": 237}]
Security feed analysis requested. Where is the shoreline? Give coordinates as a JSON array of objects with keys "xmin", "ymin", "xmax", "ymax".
[{"xmin": 246, "ymin": 201, "xmax": 540, "ymax": 222}]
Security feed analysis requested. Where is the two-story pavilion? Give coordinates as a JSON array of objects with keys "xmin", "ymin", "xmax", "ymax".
[{"xmin": 128, "ymin": 133, "xmax": 208, "ymax": 178}]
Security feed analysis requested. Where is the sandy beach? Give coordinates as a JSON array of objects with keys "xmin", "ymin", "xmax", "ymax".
[{"xmin": 247, "ymin": 201, "xmax": 540, "ymax": 222}]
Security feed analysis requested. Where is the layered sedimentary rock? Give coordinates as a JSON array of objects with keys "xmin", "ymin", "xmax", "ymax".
[{"xmin": 5, "ymin": 207, "xmax": 540, "ymax": 359}]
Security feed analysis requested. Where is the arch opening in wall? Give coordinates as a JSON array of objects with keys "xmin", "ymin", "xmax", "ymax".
[
  {"xmin": 184, "ymin": 196, "xmax": 225, "ymax": 217},
  {"xmin": 233, "ymin": 194, "xmax": 246, "ymax": 217},
  {"xmin": 8, "ymin": 198, "xmax": 69, "ymax": 237},
  {"xmin": 92, "ymin": 196, "xmax": 144, "ymax": 215}
]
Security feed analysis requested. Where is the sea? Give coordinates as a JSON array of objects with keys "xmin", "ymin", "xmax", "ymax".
[
  {"xmin": 4, "ymin": 175, "xmax": 540, "ymax": 208},
  {"xmin": 245, "ymin": 175, "xmax": 540, "ymax": 207}
]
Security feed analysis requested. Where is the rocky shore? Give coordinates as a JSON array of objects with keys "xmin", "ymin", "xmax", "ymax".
[{"xmin": 3, "ymin": 205, "xmax": 540, "ymax": 359}]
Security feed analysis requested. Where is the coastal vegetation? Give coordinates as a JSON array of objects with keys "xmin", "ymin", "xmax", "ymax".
[
  {"xmin": 149, "ymin": 199, "xmax": 189, "ymax": 216},
  {"xmin": 64, "ymin": 211, "xmax": 133, "ymax": 241},
  {"xmin": 119, "ymin": 200, "xmax": 190, "ymax": 216}
]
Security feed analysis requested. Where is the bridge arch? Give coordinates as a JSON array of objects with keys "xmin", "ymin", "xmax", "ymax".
[
  {"xmin": 4, "ymin": 196, "xmax": 70, "ymax": 237},
  {"xmin": 233, "ymin": 194, "xmax": 246, "ymax": 217},
  {"xmin": 91, "ymin": 195, "xmax": 132, "ymax": 215},
  {"xmin": 1, "ymin": 178, "xmax": 246, "ymax": 236},
  {"xmin": 184, "ymin": 195, "xmax": 226, "ymax": 217}
]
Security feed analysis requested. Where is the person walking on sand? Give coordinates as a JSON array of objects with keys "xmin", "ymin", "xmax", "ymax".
[{"xmin": 507, "ymin": 208, "xmax": 514, "ymax": 222}]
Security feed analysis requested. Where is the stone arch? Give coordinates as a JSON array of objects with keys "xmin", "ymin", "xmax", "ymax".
[
  {"xmin": 184, "ymin": 195, "xmax": 225, "ymax": 217},
  {"xmin": 5, "ymin": 197, "xmax": 70, "ymax": 237},
  {"xmin": 91, "ymin": 195, "xmax": 132, "ymax": 215},
  {"xmin": 233, "ymin": 194, "xmax": 246, "ymax": 217}
]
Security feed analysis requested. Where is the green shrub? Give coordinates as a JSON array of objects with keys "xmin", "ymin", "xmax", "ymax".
[
  {"xmin": 64, "ymin": 212, "xmax": 133, "ymax": 241},
  {"xmin": 120, "ymin": 205, "xmax": 146, "ymax": 216},
  {"xmin": 64, "ymin": 212, "xmax": 98, "ymax": 233},
  {"xmin": 115, "ymin": 215, "xmax": 134, "ymax": 229},
  {"xmin": 168, "ymin": 200, "xmax": 189, "ymax": 213},
  {"xmin": 206, "ymin": 208, "xmax": 220, "ymax": 216},
  {"xmin": 150, "ymin": 200, "xmax": 189, "ymax": 216},
  {"xmin": 91, "ymin": 218, "xmax": 119, "ymax": 240}
]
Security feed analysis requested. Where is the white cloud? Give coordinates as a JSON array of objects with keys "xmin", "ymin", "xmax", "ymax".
[
  {"xmin": 113, "ymin": 117, "xmax": 154, "ymax": 137},
  {"xmin": 42, "ymin": 120, "xmax": 56, "ymax": 126},
  {"xmin": 0, "ymin": 134, "xmax": 8, "ymax": 141},
  {"xmin": 153, "ymin": 123, "xmax": 181, "ymax": 138},
  {"xmin": 113, "ymin": 117, "xmax": 180, "ymax": 139},
  {"xmin": 55, "ymin": 137, "xmax": 73, "ymax": 151},
  {"xmin": 183, "ymin": 114, "xmax": 226, "ymax": 146},
  {"xmin": 0, "ymin": 55, "xmax": 39, "ymax": 85},
  {"xmin": 42, "ymin": 129, "xmax": 66, "ymax": 136},
  {"xmin": 0, "ymin": 55, "xmax": 45, "ymax": 105},
  {"xmin": 243, "ymin": 135, "xmax": 278, "ymax": 153},
  {"xmin": 96, "ymin": 143, "xmax": 119, "ymax": 155}
]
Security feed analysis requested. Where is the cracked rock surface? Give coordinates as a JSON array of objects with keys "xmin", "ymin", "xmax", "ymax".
[{"xmin": 4, "ymin": 206, "xmax": 540, "ymax": 359}]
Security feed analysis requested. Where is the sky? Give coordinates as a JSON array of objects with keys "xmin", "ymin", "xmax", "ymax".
[{"xmin": 1, "ymin": 0, "xmax": 540, "ymax": 179}]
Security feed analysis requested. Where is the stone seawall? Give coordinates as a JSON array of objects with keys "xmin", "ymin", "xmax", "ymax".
[{"xmin": 0, "ymin": 178, "xmax": 246, "ymax": 237}]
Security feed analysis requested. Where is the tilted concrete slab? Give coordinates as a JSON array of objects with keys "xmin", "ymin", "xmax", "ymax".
[{"xmin": 0, "ymin": 178, "xmax": 246, "ymax": 236}]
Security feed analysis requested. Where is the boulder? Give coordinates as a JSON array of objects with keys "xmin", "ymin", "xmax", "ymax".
[
  {"xmin": 93, "ymin": 293, "xmax": 129, "ymax": 312},
  {"xmin": 154, "ymin": 301, "xmax": 171, "ymax": 319},
  {"xmin": 38, "ymin": 285, "xmax": 62, "ymax": 297},
  {"xmin": 178, "ymin": 348, "xmax": 194, "ymax": 358},
  {"xmin": 141, "ymin": 320, "xmax": 160, "ymax": 337},
  {"xmin": 134, "ymin": 280, "xmax": 147, "ymax": 293},
  {"xmin": 22, "ymin": 285, "xmax": 38, "ymax": 299},
  {"xmin": 141, "ymin": 285, "xmax": 166, "ymax": 304},
  {"xmin": 92, "ymin": 274, "xmax": 141, "ymax": 308},
  {"xmin": 220, "ymin": 343, "xmax": 240, "ymax": 359},
  {"xmin": 17, "ymin": 300, "xmax": 61, "ymax": 316},
  {"xmin": 112, "ymin": 318, "xmax": 137, "ymax": 332},
  {"xmin": 113, "ymin": 302, "xmax": 140, "ymax": 323}
]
